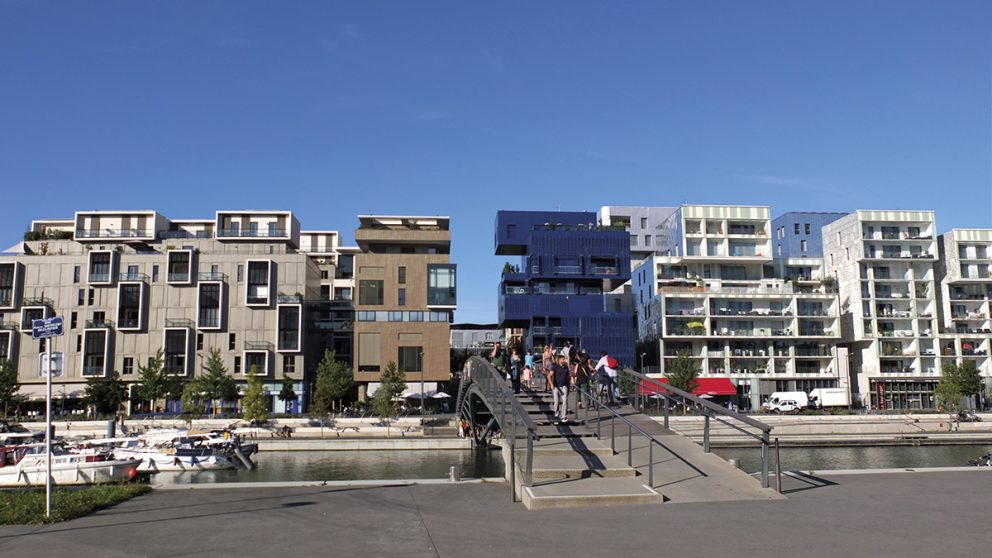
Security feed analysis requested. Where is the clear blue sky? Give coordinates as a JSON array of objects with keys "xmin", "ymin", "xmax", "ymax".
[{"xmin": 2, "ymin": 1, "xmax": 991, "ymax": 323}]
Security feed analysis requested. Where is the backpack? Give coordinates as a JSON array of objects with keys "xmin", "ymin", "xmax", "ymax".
[{"xmin": 606, "ymin": 356, "xmax": 619, "ymax": 369}]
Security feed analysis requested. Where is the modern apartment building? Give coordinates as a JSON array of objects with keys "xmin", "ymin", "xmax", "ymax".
[
  {"xmin": 632, "ymin": 205, "xmax": 844, "ymax": 409},
  {"xmin": 0, "ymin": 209, "xmax": 357, "ymax": 414},
  {"xmin": 936, "ymin": 229, "xmax": 992, "ymax": 394},
  {"xmin": 822, "ymin": 210, "xmax": 941, "ymax": 410},
  {"xmin": 496, "ymin": 210, "xmax": 634, "ymax": 366},
  {"xmin": 352, "ymin": 216, "xmax": 456, "ymax": 399}
]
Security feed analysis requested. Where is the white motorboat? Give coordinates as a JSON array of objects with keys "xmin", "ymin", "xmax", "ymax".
[
  {"xmin": 74, "ymin": 429, "xmax": 256, "ymax": 472},
  {"xmin": 0, "ymin": 442, "xmax": 140, "ymax": 487}
]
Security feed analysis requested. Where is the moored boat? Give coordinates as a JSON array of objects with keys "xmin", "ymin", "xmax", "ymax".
[{"xmin": 0, "ymin": 442, "xmax": 140, "ymax": 487}]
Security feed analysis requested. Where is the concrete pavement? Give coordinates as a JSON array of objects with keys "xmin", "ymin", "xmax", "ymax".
[{"xmin": 1, "ymin": 470, "xmax": 989, "ymax": 557}]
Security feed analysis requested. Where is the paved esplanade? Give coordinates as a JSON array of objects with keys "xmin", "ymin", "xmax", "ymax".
[{"xmin": 0, "ymin": 471, "xmax": 988, "ymax": 557}]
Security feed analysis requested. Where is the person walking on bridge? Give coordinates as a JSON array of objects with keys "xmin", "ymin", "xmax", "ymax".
[
  {"xmin": 574, "ymin": 350, "xmax": 592, "ymax": 409},
  {"xmin": 595, "ymin": 352, "xmax": 618, "ymax": 406},
  {"xmin": 550, "ymin": 354, "xmax": 571, "ymax": 425}
]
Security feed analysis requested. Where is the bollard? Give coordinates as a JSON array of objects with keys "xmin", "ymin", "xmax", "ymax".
[
  {"xmin": 106, "ymin": 419, "xmax": 116, "ymax": 439},
  {"xmin": 449, "ymin": 464, "xmax": 461, "ymax": 482}
]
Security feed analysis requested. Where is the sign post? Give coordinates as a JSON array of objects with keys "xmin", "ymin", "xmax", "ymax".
[{"xmin": 32, "ymin": 316, "xmax": 63, "ymax": 519}]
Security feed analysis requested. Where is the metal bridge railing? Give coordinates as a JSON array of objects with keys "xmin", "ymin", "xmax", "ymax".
[
  {"xmin": 615, "ymin": 368, "xmax": 777, "ymax": 490},
  {"xmin": 462, "ymin": 356, "xmax": 540, "ymax": 502}
]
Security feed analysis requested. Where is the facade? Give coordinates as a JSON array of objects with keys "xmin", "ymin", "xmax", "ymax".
[
  {"xmin": 496, "ymin": 210, "xmax": 634, "ymax": 366},
  {"xmin": 450, "ymin": 323, "xmax": 505, "ymax": 350},
  {"xmin": 936, "ymin": 229, "xmax": 992, "ymax": 396},
  {"xmin": 0, "ymin": 209, "xmax": 360, "ymax": 414},
  {"xmin": 821, "ymin": 210, "xmax": 941, "ymax": 410},
  {"xmin": 352, "ymin": 216, "xmax": 455, "ymax": 399},
  {"xmin": 633, "ymin": 205, "xmax": 844, "ymax": 409}
]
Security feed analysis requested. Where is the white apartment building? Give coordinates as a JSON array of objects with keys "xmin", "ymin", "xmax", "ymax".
[
  {"xmin": 0, "ymin": 210, "xmax": 356, "ymax": 414},
  {"xmin": 633, "ymin": 205, "xmax": 843, "ymax": 409},
  {"xmin": 821, "ymin": 210, "xmax": 940, "ymax": 410},
  {"xmin": 936, "ymin": 229, "xmax": 992, "ymax": 394}
]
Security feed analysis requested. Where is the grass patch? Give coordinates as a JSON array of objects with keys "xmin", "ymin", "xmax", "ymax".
[{"xmin": 0, "ymin": 484, "xmax": 151, "ymax": 525}]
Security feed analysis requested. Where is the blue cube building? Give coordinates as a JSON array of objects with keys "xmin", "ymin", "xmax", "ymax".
[{"xmin": 495, "ymin": 210, "xmax": 635, "ymax": 366}]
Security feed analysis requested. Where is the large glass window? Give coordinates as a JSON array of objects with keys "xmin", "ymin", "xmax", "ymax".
[
  {"xmin": 359, "ymin": 280, "xmax": 384, "ymax": 305},
  {"xmin": 398, "ymin": 346, "xmax": 423, "ymax": 373},
  {"xmin": 117, "ymin": 283, "xmax": 142, "ymax": 329},
  {"xmin": 198, "ymin": 283, "xmax": 222, "ymax": 329},
  {"xmin": 168, "ymin": 251, "xmax": 192, "ymax": 283},
  {"xmin": 0, "ymin": 264, "xmax": 14, "ymax": 307},
  {"xmin": 164, "ymin": 329, "xmax": 188, "ymax": 374},
  {"xmin": 88, "ymin": 252, "xmax": 112, "ymax": 283},
  {"xmin": 277, "ymin": 305, "xmax": 301, "ymax": 352},
  {"xmin": 82, "ymin": 329, "xmax": 107, "ymax": 377},
  {"xmin": 427, "ymin": 264, "xmax": 456, "ymax": 306},
  {"xmin": 246, "ymin": 261, "xmax": 271, "ymax": 305}
]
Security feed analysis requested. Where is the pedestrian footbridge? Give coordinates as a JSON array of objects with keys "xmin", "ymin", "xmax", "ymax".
[{"xmin": 454, "ymin": 357, "xmax": 783, "ymax": 509}]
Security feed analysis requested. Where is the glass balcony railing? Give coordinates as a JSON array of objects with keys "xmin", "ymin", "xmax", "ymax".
[
  {"xmin": 217, "ymin": 229, "xmax": 288, "ymax": 238},
  {"xmin": 85, "ymin": 319, "xmax": 114, "ymax": 329},
  {"xmin": 119, "ymin": 272, "xmax": 149, "ymax": 282},
  {"xmin": 197, "ymin": 271, "xmax": 228, "ymax": 281},
  {"xmin": 88, "ymin": 273, "xmax": 111, "ymax": 283},
  {"xmin": 168, "ymin": 272, "xmax": 191, "ymax": 282},
  {"xmin": 428, "ymin": 287, "xmax": 456, "ymax": 306},
  {"xmin": 164, "ymin": 318, "xmax": 194, "ymax": 328},
  {"xmin": 76, "ymin": 229, "xmax": 151, "ymax": 239}
]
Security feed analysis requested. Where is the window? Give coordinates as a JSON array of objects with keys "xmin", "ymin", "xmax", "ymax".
[
  {"xmin": 152, "ymin": 264, "xmax": 159, "ymax": 282},
  {"xmin": 358, "ymin": 332, "xmax": 381, "ymax": 372},
  {"xmin": 197, "ymin": 283, "xmax": 222, "ymax": 329},
  {"xmin": 398, "ymin": 288, "xmax": 406, "ymax": 306},
  {"xmin": 427, "ymin": 264, "xmax": 456, "ymax": 306},
  {"xmin": 800, "ymin": 240, "xmax": 808, "ymax": 253},
  {"xmin": 794, "ymin": 223, "xmax": 800, "ymax": 235},
  {"xmin": 320, "ymin": 270, "xmax": 329, "ymax": 280},
  {"xmin": 805, "ymin": 223, "xmax": 811, "ymax": 235},
  {"xmin": 73, "ymin": 265, "xmax": 80, "ymax": 283},
  {"xmin": 429, "ymin": 311, "xmax": 450, "ymax": 322},
  {"xmin": 88, "ymin": 288, "xmax": 95, "ymax": 306},
  {"xmin": 167, "ymin": 252, "xmax": 191, "ymax": 283},
  {"xmin": 234, "ymin": 356, "xmax": 241, "ymax": 374},
  {"xmin": 643, "ymin": 235, "xmax": 650, "ymax": 246},
  {"xmin": 398, "ymin": 346, "xmax": 423, "ymax": 373},
  {"xmin": 164, "ymin": 329, "xmax": 188, "ymax": 374},
  {"xmin": 246, "ymin": 261, "xmax": 272, "ymax": 305},
  {"xmin": 630, "ymin": 235, "xmax": 638, "ymax": 247},
  {"xmin": 123, "ymin": 357, "xmax": 134, "ymax": 375},
  {"xmin": 117, "ymin": 283, "xmax": 143, "ymax": 329},
  {"xmin": 38, "ymin": 338, "xmax": 46, "ymax": 353},
  {"xmin": 409, "ymin": 311, "xmax": 424, "ymax": 322},
  {"xmin": 284, "ymin": 355, "xmax": 295, "ymax": 374},
  {"xmin": 357, "ymin": 311, "xmax": 376, "ymax": 322},
  {"xmin": 229, "ymin": 333, "xmax": 236, "ymax": 350},
  {"xmin": 359, "ymin": 280, "xmax": 384, "ymax": 305},
  {"xmin": 388, "ymin": 311, "xmax": 404, "ymax": 322},
  {"xmin": 196, "ymin": 333, "xmax": 203, "ymax": 351},
  {"xmin": 82, "ymin": 329, "xmax": 107, "ymax": 376},
  {"xmin": 88, "ymin": 252, "xmax": 112, "ymax": 283},
  {"xmin": 777, "ymin": 244, "xmax": 782, "ymax": 256},
  {"xmin": 237, "ymin": 264, "xmax": 244, "ymax": 282},
  {"xmin": 78, "ymin": 289, "xmax": 85, "ymax": 306},
  {"xmin": 845, "ymin": 247, "xmax": 850, "ymax": 261},
  {"xmin": 76, "ymin": 334, "xmax": 82, "ymax": 352},
  {"xmin": 70, "ymin": 311, "xmax": 77, "ymax": 329},
  {"xmin": 640, "ymin": 217, "xmax": 648, "ymax": 229},
  {"xmin": 277, "ymin": 305, "xmax": 301, "ymax": 352}
]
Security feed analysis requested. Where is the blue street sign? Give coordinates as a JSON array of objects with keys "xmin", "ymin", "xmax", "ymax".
[{"xmin": 31, "ymin": 316, "xmax": 64, "ymax": 340}]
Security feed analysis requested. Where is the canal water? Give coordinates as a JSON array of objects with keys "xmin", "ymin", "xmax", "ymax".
[
  {"xmin": 715, "ymin": 444, "xmax": 992, "ymax": 474},
  {"xmin": 152, "ymin": 449, "xmax": 506, "ymax": 484}
]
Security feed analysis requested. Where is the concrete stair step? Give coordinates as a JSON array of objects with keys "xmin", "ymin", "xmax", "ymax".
[
  {"xmin": 534, "ymin": 423, "xmax": 598, "ymax": 438},
  {"xmin": 520, "ymin": 437, "xmax": 615, "ymax": 458},
  {"xmin": 522, "ymin": 477, "xmax": 662, "ymax": 509},
  {"xmin": 527, "ymin": 453, "xmax": 638, "ymax": 480}
]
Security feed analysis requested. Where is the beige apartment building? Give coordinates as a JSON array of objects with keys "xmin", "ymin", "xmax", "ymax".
[
  {"xmin": 352, "ymin": 216, "xmax": 456, "ymax": 399},
  {"xmin": 0, "ymin": 209, "xmax": 357, "ymax": 414}
]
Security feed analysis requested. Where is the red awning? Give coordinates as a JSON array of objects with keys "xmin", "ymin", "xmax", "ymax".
[{"xmin": 639, "ymin": 377, "xmax": 738, "ymax": 397}]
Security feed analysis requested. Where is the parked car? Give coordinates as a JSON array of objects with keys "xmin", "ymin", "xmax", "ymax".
[{"xmin": 772, "ymin": 400, "xmax": 803, "ymax": 413}]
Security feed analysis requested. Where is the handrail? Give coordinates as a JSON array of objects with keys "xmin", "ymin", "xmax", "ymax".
[
  {"xmin": 616, "ymin": 367, "xmax": 776, "ymax": 490},
  {"xmin": 573, "ymin": 384, "xmax": 672, "ymax": 488},
  {"xmin": 462, "ymin": 356, "xmax": 539, "ymax": 502}
]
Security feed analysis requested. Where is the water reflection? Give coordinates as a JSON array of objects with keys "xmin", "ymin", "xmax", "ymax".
[
  {"xmin": 715, "ymin": 444, "xmax": 992, "ymax": 473},
  {"xmin": 153, "ymin": 449, "xmax": 505, "ymax": 484}
]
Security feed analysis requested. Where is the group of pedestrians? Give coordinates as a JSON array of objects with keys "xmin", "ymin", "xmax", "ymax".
[{"xmin": 487, "ymin": 341, "xmax": 620, "ymax": 425}]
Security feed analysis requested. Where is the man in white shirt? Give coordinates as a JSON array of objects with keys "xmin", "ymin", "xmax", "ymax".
[{"xmin": 594, "ymin": 352, "xmax": 617, "ymax": 405}]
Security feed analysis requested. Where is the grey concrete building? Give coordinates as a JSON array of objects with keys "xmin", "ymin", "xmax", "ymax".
[{"xmin": 0, "ymin": 210, "xmax": 356, "ymax": 414}]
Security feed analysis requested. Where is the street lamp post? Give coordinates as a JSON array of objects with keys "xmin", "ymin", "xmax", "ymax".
[
  {"xmin": 640, "ymin": 353, "xmax": 647, "ymax": 373},
  {"xmin": 420, "ymin": 351, "xmax": 425, "ymax": 416}
]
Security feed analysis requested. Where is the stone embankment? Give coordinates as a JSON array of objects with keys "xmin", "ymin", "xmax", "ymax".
[
  {"xmin": 661, "ymin": 412, "xmax": 992, "ymax": 447},
  {"xmin": 23, "ymin": 417, "xmax": 470, "ymax": 451}
]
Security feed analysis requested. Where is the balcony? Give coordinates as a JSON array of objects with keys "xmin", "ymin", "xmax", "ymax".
[
  {"xmin": 83, "ymin": 365, "xmax": 106, "ymax": 376},
  {"xmin": 88, "ymin": 273, "xmax": 111, "ymax": 283},
  {"xmin": 119, "ymin": 272, "xmax": 148, "ymax": 282},
  {"xmin": 244, "ymin": 340, "xmax": 273, "ymax": 351},
  {"xmin": 76, "ymin": 229, "xmax": 151, "ymax": 239},
  {"xmin": 85, "ymin": 319, "xmax": 114, "ymax": 329},
  {"xmin": 554, "ymin": 265, "xmax": 582, "ymax": 274},
  {"xmin": 277, "ymin": 294, "xmax": 303, "ymax": 304},
  {"xmin": 591, "ymin": 266, "xmax": 619, "ymax": 275},
  {"xmin": 158, "ymin": 230, "xmax": 213, "ymax": 240},
  {"xmin": 0, "ymin": 321, "xmax": 18, "ymax": 331},
  {"xmin": 197, "ymin": 271, "xmax": 228, "ymax": 281},
  {"xmin": 168, "ymin": 273, "xmax": 191, "ymax": 283},
  {"xmin": 164, "ymin": 318, "xmax": 194, "ymax": 328},
  {"xmin": 22, "ymin": 297, "xmax": 53, "ymax": 308},
  {"xmin": 218, "ymin": 228, "xmax": 288, "ymax": 238}
]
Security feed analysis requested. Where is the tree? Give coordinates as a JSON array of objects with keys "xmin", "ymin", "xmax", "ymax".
[
  {"xmin": 0, "ymin": 359, "xmax": 20, "ymax": 417},
  {"xmin": 199, "ymin": 348, "xmax": 238, "ymax": 416},
  {"xmin": 181, "ymin": 378, "xmax": 207, "ymax": 417},
  {"xmin": 935, "ymin": 376, "xmax": 964, "ymax": 415},
  {"xmin": 135, "ymin": 349, "xmax": 167, "ymax": 412},
  {"xmin": 312, "ymin": 350, "xmax": 353, "ymax": 416},
  {"xmin": 666, "ymin": 351, "xmax": 700, "ymax": 394},
  {"xmin": 277, "ymin": 374, "xmax": 297, "ymax": 414},
  {"xmin": 241, "ymin": 366, "xmax": 269, "ymax": 423},
  {"xmin": 84, "ymin": 371, "xmax": 127, "ymax": 417},
  {"xmin": 939, "ymin": 360, "xmax": 983, "ymax": 410},
  {"xmin": 372, "ymin": 361, "xmax": 406, "ymax": 420}
]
